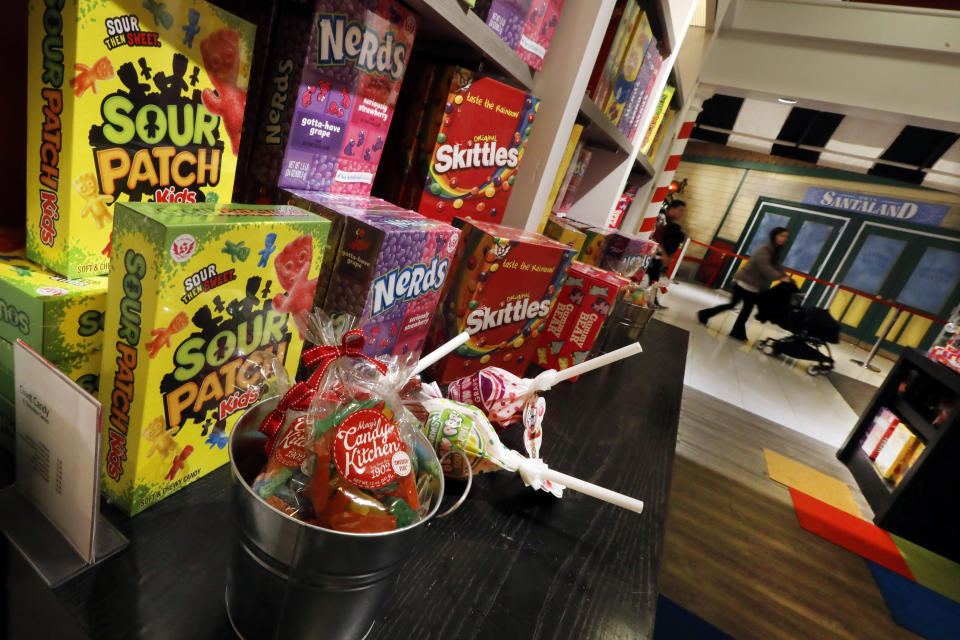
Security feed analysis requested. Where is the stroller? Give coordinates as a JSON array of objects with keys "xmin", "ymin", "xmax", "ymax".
[{"xmin": 753, "ymin": 282, "xmax": 840, "ymax": 376}]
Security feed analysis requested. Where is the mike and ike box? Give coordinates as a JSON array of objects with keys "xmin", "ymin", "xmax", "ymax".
[
  {"xmin": 99, "ymin": 202, "xmax": 330, "ymax": 515},
  {"xmin": 0, "ymin": 259, "xmax": 107, "ymax": 362},
  {"xmin": 26, "ymin": 0, "xmax": 257, "ymax": 278},
  {"xmin": 427, "ymin": 219, "xmax": 575, "ymax": 384}
]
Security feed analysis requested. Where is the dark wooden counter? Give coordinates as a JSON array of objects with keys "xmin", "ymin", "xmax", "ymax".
[{"xmin": 2, "ymin": 319, "xmax": 687, "ymax": 640}]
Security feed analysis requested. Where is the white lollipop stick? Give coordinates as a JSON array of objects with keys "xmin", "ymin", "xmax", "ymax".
[
  {"xmin": 413, "ymin": 332, "xmax": 470, "ymax": 375},
  {"xmin": 516, "ymin": 459, "xmax": 644, "ymax": 514},
  {"xmin": 533, "ymin": 342, "xmax": 642, "ymax": 389}
]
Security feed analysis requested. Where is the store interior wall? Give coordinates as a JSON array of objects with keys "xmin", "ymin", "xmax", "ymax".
[{"xmin": 673, "ymin": 143, "xmax": 960, "ymax": 262}]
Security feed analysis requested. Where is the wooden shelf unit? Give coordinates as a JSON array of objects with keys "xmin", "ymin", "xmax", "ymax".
[
  {"xmin": 394, "ymin": 0, "xmax": 695, "ymax": 231},
  {"xmin": 837, "ymin": 349, "xmax": 960, "ymax": 562},
  {"xmin": 401, "ymin": 0, "xmax": 536, "ymax": 90},
  {"xmin": 578, "ymin": 94, "xmax": 634, "ymax": 155}
]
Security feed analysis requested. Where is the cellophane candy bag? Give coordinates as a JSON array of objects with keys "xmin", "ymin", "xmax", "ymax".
[{"xmin": 254, "ymin": 313, "xmax": 442, "ymax": 532}]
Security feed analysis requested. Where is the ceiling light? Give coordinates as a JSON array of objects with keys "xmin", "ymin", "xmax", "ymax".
[{"xmin": 778, "ymin": 98, "xmax": 798, "ymax": 105}]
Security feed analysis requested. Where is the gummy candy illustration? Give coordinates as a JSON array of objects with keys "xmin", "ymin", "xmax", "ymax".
[
  {"xmin": 339, "ymin": 88, "xmax": 351, "ymax": 109},
  {"xmin": 301, "ymin": 86, "xmax": 316, "ymax": 107},
  {"xmin": 144, "ymin": 416, "xmax": 179, "ymax": 459},
  {"xmin": 73, "ymin": 173, "xmax": 113, "ymax": 229},
  {"xmin": 204, "ymin": 190, "xmax": 219, "ymax": 204},
  {"xmin": 200, "ymin": 29, "xmax": 247, "ymax": 155},
  {"xmin": 363, "ymin": 147, "xmax": 371, "ymax": 162},
  {"xmin": 258, "ymin": 233, "xmax": 277, "ymax": 268},
  {"xmin": 205, "ymin": 430, "xmax": 228, "ymax": 450},
  {"xmin": 143, "ymin": 0, "xmax": 174, "ymax": 29},
  {"xmin": 146, "ymin": 311, "xmax": 189, "ymax": 358},
  {"xmin": 222, "ymin": 239, "xmax": 250, "ymax": 262},
  {"xmin": 272, "ymin": 235, "xmax": 318, "ymax": 339},
  {"xmin": 182, "ymin": 8, "xmax": 201, "ymax": 47},
  {"xmin": 344, "ymin": 139, "xmax": 356, "ymax": 155},
  {"xmin": 372, "ymin": 136, "xmax": 383, "ymax": 151},
  {"xmin": 327, "ymin": 101, "xmax": 344, "ymax": 118},
  {"xmin": 70, "ymin": 56, "xmax": 114, "ymax": 97},
  {"xmin": 357, "ymin": 131, "xmax": 365, "ymax": 146},
  {"xmin": 165, "ymin": 445, "xmax": 194, "ymax": 481}
]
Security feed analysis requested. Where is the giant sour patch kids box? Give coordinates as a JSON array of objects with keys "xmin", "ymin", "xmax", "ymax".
[
  {"xmin": 243, "ymin": 0, "xmax": 418, "ymax": 201},
  {"xmin": 417, "ymin": 71, "xmax": 539, "ymax": 225},
  {"xmin": 427, "ymin": 219, "xmax": 575, "ymax": 383},
  {"xmin": 26, "ymin": 0, "xmax": 256, "ymax": 278},
  {"xmin": 99, "ymin": 202, "xmax": 330, "ymax": 515}
]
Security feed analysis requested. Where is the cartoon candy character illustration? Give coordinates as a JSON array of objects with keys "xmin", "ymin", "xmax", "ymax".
[
  {"xmin": 272, "ymin": 235, "xmax": 317, "ymax": 339},
  {"xmin": 199, "ymin": 29, "xmax": 246, "ymax": 154},
  {"xmin": 71, "ymin": 56, "xmax": 114, "ymax": 97},
  {"xmin": 73, "ymin": 173, "xmax": 113, "ymax": 228},
  {"xmin": 146, "ymin": 312, "xmax": 189, "ymax": 358},
  {"xmin": 144, "ymin": 416, "xmax": 179, "ymax": 460}
]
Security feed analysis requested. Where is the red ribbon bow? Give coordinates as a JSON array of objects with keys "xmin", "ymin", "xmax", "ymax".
[{"xmin": 258, "ymin": 330, "xmax": 388, "ymax": 454}]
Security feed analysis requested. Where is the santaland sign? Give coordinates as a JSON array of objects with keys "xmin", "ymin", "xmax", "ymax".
[{"xmin": 803, "ymin": 187, "xmax": 949, "ymax": 227}]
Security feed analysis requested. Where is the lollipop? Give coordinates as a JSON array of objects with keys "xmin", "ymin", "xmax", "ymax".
[
  {"xmin": 447, "ymin": 342, "xmax": 643, "ymax": 428},
  {"xmin": 420, "ymin": 396, "xmax": 644, "ymax": 513}
]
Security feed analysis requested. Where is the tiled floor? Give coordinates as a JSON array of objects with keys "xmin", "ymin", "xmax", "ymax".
[{"xmin": 652, "ymin": 281, "xmax": 896, "ymax": 448}]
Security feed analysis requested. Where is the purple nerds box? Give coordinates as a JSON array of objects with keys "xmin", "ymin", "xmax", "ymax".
[
  {"xmin": 486, "ymin": 0, "xmax": 532, "ymax": 50},
  {"xmin": 285, "ymin": 190, "xmax": 460, "ymax": 360},
  {"xmin": 601, "ymin": 233, "xmax": 659, "ymax": 280},
  {"xmin": 242, "ymin": 1, "xmax": 418, "ymax": 201}
]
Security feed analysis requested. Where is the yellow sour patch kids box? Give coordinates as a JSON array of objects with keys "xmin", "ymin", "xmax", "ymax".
[
  {"xmin": 27, "ymin": 0, "xmax": 256, "ymax": 277},
  {"xmin": 99, "ymin": 202, "xmax": 331, "ymax": 515}
]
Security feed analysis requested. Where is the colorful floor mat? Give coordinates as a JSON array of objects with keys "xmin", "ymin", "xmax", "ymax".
[
  {"xmin": 867, "ymin": 561, "xmax": 960, "ymax": 640},
  {"xmin": 789, "ymin": 488, "xmax": 914, "ymax": 580},
  {"xmin": 654, "ymin": 595, "xmax": 735, "ymax": 640},
  {"xmin": 763, "ymin": 448, "xmax": 863, "ymax": 518},
  {"xmin": 891, "ymin": 535, "xmax": 960, "ymax": 605}
]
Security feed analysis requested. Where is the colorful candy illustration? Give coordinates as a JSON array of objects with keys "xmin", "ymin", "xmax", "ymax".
[
  {"xmin": 182, "ymin": 8, "xmax": 201, "ymax": 47},
  {"xmin": 73, "ymin": 173, "xmax": 113, "ymax": 229},
  {"xmin": 258, "ymin": 233, "xmax": 277, "ymax": 267},
  {"xmin": 222, "ymin": 240, "xmax": 250, "ymax": 262},
  {"xmin": 71, "ymin": 56, "xmax": 114, "ymax": 97},
  {"xmin": 146, "ymin": 311, "xmax": 189, "ymax": 359},
  {"xmin": 272, "ymin": 235, "xmax": 317, "ymax": 338},
  {"xmin": 200, "ymin": 29, "xmax": 246, "ymax": 154}
]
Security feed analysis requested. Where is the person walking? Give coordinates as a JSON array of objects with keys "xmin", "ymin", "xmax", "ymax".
[
  {"xmin": 647, "ymin": 200, "xmax": 687, "ymax": 308},
  {"xmin": 698, "ymin": 227, "xmax": 792, "ymax": 341}
]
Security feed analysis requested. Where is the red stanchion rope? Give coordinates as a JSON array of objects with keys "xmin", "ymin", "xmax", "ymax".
[{"xmin": 685, "ymin": 238, "xmax": 947, "ymax": 325}]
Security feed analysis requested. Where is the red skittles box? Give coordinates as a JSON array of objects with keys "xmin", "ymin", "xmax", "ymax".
[
  {"xmin": 601, "ymin": 233, "xmax": 658, "ymax": 281},
  {"xmin": 242, "ymin": 0, "xmax": 418, "ymax": 201},
  {"xmin": 428, "ymin": 219, "xmax": 575, "ymax": 383},
  {"xmin": 537, "ymin": 262, "xmax": 629, "ymax": 372},
  {"xmin": 417, "ymin": 72, "xmax": 540, "ymax": 225}
]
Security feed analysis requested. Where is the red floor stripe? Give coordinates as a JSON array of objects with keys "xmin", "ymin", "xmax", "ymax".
[{"xmin": 790, "ymin": 488, "xmax": 915, "ymax": 580}]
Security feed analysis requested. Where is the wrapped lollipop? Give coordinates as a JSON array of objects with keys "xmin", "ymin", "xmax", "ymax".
[
  {"xmin": 447, "ymin": 342, "xmax": 643, "ymax": 428},
  {"xmin": 419, "ymin": 396, "xmax": 644, "ymax": 514},
  {"xmin": 253, "ymin": 313, "xmax": 442, "ymax": 532}
]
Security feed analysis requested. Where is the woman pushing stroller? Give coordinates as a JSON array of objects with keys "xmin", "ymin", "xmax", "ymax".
[{"xmin": 698, "ymin": 227, "xmax": 792, "ymax": 341}]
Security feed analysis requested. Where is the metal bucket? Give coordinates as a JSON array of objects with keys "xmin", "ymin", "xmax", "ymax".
[
  {"xmin": 225, "ymin": 397, "xmax": 453, "ymax": 640},
  {"xmin": 594, "ymin": 302, "xmax": 655, "ymax": 354}
]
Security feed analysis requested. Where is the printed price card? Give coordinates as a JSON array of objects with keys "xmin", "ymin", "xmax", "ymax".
[{"xmin": 14, "ymin": 340, "xmax": 102, "ymax": 562}]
